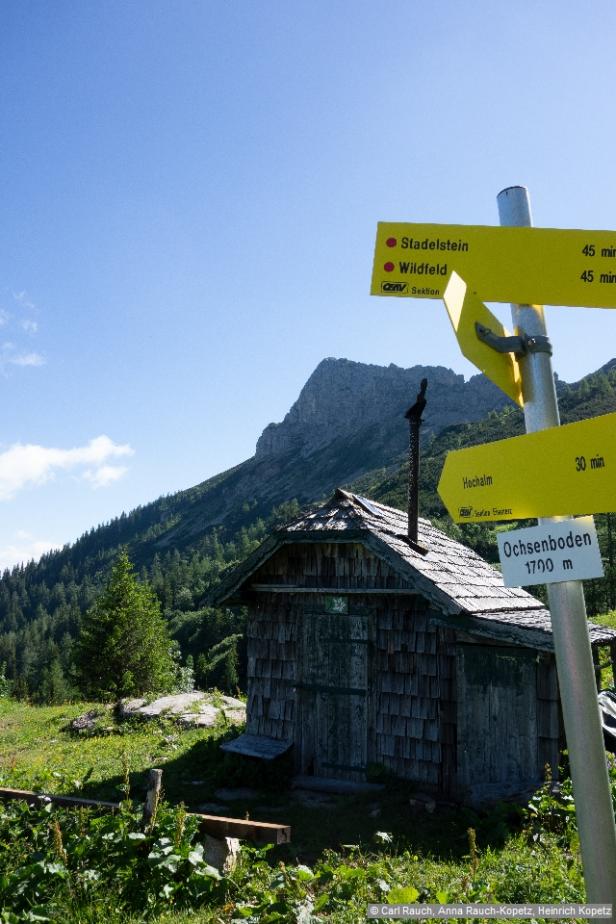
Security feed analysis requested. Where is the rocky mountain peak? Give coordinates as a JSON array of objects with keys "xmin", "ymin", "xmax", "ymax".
[{"xmin": 255, "ymin": 357, "xmax": 509, "ymax": 459}]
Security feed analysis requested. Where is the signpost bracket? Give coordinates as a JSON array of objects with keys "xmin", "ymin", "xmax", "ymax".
[{"xmin": 474, "ymin": 322, "xmax": 552, "ymax": 357}]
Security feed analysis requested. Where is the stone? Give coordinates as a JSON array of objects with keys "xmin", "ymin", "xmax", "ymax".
[
  {"xmin": 121, "ymin": 692, "xmax": 207, "ymax": 718},
  {"xmin": 203, "ymin": 834, "xmax": 240, "ymax": 873},
  {"xmin": 118, "ymin": 691, "xmax": 246, "ymax": 729},
  {"xmin": 178, "ymin": 705, "xmax": 219, "ymax": 728},
  {"xmin": 69, "ymin": 708, "xmax": 109, "ymax": 733}
]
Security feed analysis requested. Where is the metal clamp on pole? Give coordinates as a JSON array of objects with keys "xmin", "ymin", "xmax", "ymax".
[
  {"xmin": 475, "ymin": 322, "xmax": 552, "ymax": 357},
  {"xmin": 525, "ymin": 333, "xmax": 553, "ymax": 356}
]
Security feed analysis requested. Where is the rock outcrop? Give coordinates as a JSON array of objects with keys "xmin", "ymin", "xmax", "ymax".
[{"xmin": 255, "ymin": 357, "xmax": 509, "ymax": 459}]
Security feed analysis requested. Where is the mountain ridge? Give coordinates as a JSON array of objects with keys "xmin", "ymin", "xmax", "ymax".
[{"xmin": 255, "ymin": 356, "xmax": 509, "ymax": 458}]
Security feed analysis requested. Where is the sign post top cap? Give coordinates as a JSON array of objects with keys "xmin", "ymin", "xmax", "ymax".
[{"xmin": 497, "ymin": 184, "xmax": 529, "ymax": 196}]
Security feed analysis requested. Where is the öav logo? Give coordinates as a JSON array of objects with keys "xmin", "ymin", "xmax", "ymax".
[
  {"xmin": 458, "ymin": 506, "xmax": 473, "ymax": 518},
  {"xmin": 381, "ymin": 281, "xmax": 408, "ymax": 293}
]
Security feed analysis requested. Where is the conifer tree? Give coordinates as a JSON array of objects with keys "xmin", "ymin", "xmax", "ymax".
[{"xmin": 75, "ymin": 550, "xmax": 174, "ymax": 699}]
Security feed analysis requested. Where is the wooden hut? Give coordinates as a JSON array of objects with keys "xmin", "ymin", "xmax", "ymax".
[{"xmin": 214, "ymin": 489, "xmax": 616, "ymax": 803}]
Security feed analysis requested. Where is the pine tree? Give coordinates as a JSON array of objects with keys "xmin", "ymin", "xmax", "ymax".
[
  {"xmin": 75, "ymin": 550, "xmax": 175, "ymax": 699},
  {"xmin": 39, "ymin": 657, "xmax": 71, "ymax": 704}
]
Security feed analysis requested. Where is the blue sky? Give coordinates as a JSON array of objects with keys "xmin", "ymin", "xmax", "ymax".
[{"xmin": 1, "ymin": 0, "xmax": 616, "ymax": 569}]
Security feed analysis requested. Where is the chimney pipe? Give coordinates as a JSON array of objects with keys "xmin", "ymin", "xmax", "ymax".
[{"xmin": 405, "ymin": 378, "xmax": 428, "ymax": 543}]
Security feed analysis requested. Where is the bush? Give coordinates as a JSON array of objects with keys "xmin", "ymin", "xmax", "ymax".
[{"xmin": 0, "ymin": 798, "xmax": 223, "ymax": 920}]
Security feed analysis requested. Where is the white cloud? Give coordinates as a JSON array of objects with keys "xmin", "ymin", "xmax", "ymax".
[
  {"xmin": 9, "ymin": 351, "xmax": 45, "ymax": 367},
  {"xmin": 0, "ymin": 310, "xmax": 10, "ymax": 327},
  {"xmin": 0, "ymin": 533, "xmax": 61, "ymax": 572},
  {"xmin": 0, "ymin": 342, "xmax": 45, "ymax": 369},
  {"xmin": 83, "ymin": 464, "xmax": 129, "ymax": 489},
  {"xmin": 21, "ymin": 319, "xmax": 38, "ymax": 334},
  {"xmin": 0, "ymin": 435, "xmax": 135, "ymax": 501}
]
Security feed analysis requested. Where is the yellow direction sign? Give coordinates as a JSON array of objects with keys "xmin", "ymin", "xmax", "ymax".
[
  {"xmin": 443, "ymin": 272, "xmax": 523, "ymax": 406},
  {"xmin": 438, "ymin": 411, "xmax": 616, "ymax": 522},
  {"xmin": 371, "ymin": 222, "xmax": 616, "ymax": 307}
]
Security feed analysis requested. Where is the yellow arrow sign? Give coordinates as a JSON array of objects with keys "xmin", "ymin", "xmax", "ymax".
[
  {"xmin": 371, "ymin": 222, "xmax": 616, "ymax": 307},
  {"xmin": 438, "ymin": 411, "xmax": 616, "ymax": 522},
  {"xmin": 443, "ymin": 272, "xmax": 523, "ymax": 406}
]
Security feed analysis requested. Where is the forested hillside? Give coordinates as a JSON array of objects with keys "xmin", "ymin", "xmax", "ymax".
[{"xmin": 1, "ymin": 357, "xmax": 615, "ymax": 702}]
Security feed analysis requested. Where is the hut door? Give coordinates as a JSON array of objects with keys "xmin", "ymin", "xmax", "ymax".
[
  {"xmin": 299, "ymin": 609, "xmax": 368, "ymax": 781},
  {"xmin": 456, "ymin": 645, "xmax": 540, "ymax": 803}
]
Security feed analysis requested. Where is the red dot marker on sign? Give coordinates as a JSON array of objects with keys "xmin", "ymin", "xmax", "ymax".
[
  {"xmin": 384, "ymin": 262, "xmax": 395, "ymax": 272},
  {"xmin": 386, "ymin": 237, "xmax": 397, "ymax": 248}
]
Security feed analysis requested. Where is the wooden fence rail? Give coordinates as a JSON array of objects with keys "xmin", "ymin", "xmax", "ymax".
[{"xmin": 0, "ymin": 781, "xmax": 291, "ymax": 845}]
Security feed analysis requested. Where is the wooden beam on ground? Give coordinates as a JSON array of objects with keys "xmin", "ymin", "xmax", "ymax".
[
  {"xmin": 192, "ymin": 812, "xmax": 290, "ymax": 844},
  {"xmin": 0, "ymin": 787, "xmax": 121, "ymax": 811},
  {"xmin": 0, "ymin": 786, "xmax": 291, "ymax": 844}
]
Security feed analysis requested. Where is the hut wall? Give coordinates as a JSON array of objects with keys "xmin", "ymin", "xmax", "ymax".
[
  {"xmin": 246, "ymin": 542, "xmax": 450, "ymax": 786},
  {"xmin": 244, "ymin": 541, "xmax": 560, "ymax": 797},
  {"xmin": 448, "ymin": 632, "xmax": 559, "ymax": 800},
  {"xmin": 372, "ymin": 597, "xmax": 441, "ymax": 786},
  {"xmin": 437, "ymin": 627, "xmax": 458, "ymax": 794},
  {"xmin": 252, "ymin": 541, "xmax": 413, "ymax": 591},
  {"xmin": 536, "ymin": 654, "xmax": 561, "ymax": 778},
  {"xmin": 245, "ymin": 592, "xmax": 298, "ymax": 741}
]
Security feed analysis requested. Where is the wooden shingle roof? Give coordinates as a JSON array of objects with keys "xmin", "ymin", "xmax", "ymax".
[{"xmin": 214, "ymin": 489, "xmax": 616, "ymax": 650}]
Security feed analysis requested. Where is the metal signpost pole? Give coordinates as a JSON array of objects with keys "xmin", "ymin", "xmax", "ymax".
[{"xmin": 497, "ymin": 185, "xmax": 616, "ymax": 911}]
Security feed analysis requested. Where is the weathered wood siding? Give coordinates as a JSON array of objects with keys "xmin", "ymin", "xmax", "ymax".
[
  {"xmin": 245, "ymin": 592, "xmax": 298, "ymax": 741},
  {"xmin": 373, "ymin": 597, "xmax": 441, "ymax": 786},
  {"xmin": 252, "ymin": 541, "xmax": 413, "ymax": 591},
  {"xmin": 437, "ymin": 627, "xmax": 458, "ymax": 794},
  {"xmin": 246, "ymin": 542, "xmax": 444, "ymax": 785},
  {"xmin": 298, "ymin": 606, "xmax": 369, "ymax": 780},
  {"xmin": 455, "ymin": 644, "xmax": 542, "ymax": 803},
  {"xmin": 536, "ymin": 654, "xmax": 561, "ymax": 778}
]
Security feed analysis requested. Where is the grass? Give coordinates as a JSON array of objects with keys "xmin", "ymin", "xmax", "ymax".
[
  {"xmin": 0, "ymin": 696, "xmax": 606, "ymax": 923},
  {"xmin": 0, "ymin": 699, "xmax": 520, "ymax": 862},
  {"xmin": 0, "ymin": 699, "xmax": 241, "ymax": 806}
]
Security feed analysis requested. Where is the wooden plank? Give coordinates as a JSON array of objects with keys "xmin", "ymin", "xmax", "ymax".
[
  {"xmin": 433, "ymin": 614, "xmax": 556, "ymax": 651},
  {"xmin": 456, "ymin": 645, "xmax": 540, "ymax": 803},
  {"xmin": 250, "ymin": 584, "xmax": 417, "ymax": 595},
  {"xmin": 192, "ymin": 813, "xmax": 291, "ymax": 845},
  {"xmin": 537, "ymin": 699, "xmax": 561, "ymax": 739},
  {"xmin": 221, "ymin": 734, "xmax": 292, "ymax": 760},
  {"xmin": 0, "ymin": 788, "xmax": 120, "ymax": 811},
  {"xmin": 0, "ymin": 787, "xmax": 291, "ymax": 845},
  {"xmin": 536, "ymin": 659, "xmax": 559, "ymax": 700}
]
